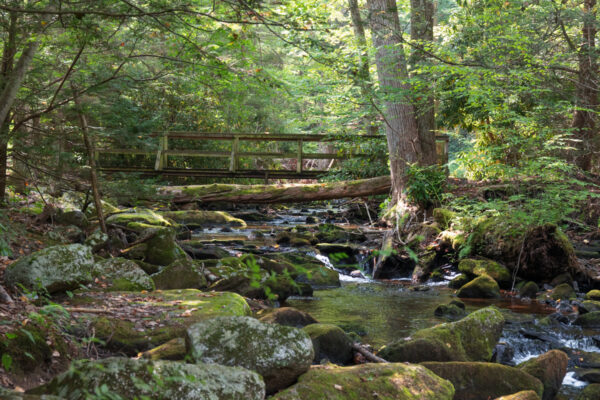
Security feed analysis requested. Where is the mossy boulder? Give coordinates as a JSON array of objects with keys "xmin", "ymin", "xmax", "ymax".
[
  {"xmin": 272, "ymin": 363, "xmax": 455, "ymax": 400},
  {"xmin": 29, "ymin": 357, "xmax": 265, "ymax": 400},
  {"xmin": 151, "ymin": 259, "xmax": 208, "ymax": 290},
  {"xmin": 433, "ymin": 208, "xmax": 456, "ymax": 230},
  {"xmin": 159, "ymin": 210, "xmax": 246, "ymax": 228},
  {"xmin": 458, "ymin": 258, "xmax": 511, "ymax": 288},
  {"xmin": 4, "ymin": 244, "xmax": 94, "ymax": 294},
  {"xmin": 456, "ymin": 274, "xmax": 501, "ymax": 299},
  {"xmin": 518, "ymin": 350, "xmax": 568, "ymax": 400},
  {"xmin": 434, "ymin": 303, "xmax": 467, "ymax": 321},
  {"xmin": 303, "ymin": 323, "xmax": 354, "ymax": 365},
  {"xmin": 449, "ymin": 274, "xmax": 470, "ymax": 289},
  {"xmin": 105, "ymin": 208, "xmax": 174, "ymax": 231},
  {"xmin": 495, "ymin": 391, "xmax": 541, "ymax": 400},
  {"xmin": 577, "ymin": 383, "xmax": 600, "ymax": 400},
  {"xmin": 144, "ymin": 227, "xmax": 187, "ymax": 266},
  {"xmin": 186, "ymin": 316, "xmax": 313, "ymax": 394},
  {"xmin": 421, "ymin": 362, "xmax": 543, "ymax": 400},
  {"xmin": 586, "ymin": 290, "xmax": 600, "ymax": 301},
  {"xmin": 93, "ymin": 257, "xmax": 154, "ymax": 291},
  {"xmin": 550, "ymin": 283, "xmax": 576, "ymax": 301},
  {"xmin": 574, "ymin": 369, "xmax": 600, "ymax": 383},
  {"xmin": 140, "ymin": 337, "xmax": 186, "ymax": 361},
  {"xmin": 75, "ymin": 290, "xmax": 251, "ymax": 353},
  {"xmin": 582, "ymin": 300, "xmax": 600, "ymax": 313},
  {"xmin": 316, "ymin": 224, "xmax": 365, "ymax": 243},
  {"xmin": 55, "ymin": 210, "xmax": 88, "ymax": 229},
  {"xmin": 574, "ymin": 311, "xmax": 600, "ymax": 329},
  {"xmin": 259, "ymin": 307, "xmax": 318, "ymax": 328},
  {"xmin": 379, "ymin": 306, "xmax": 504, "ymax": 363},
  {"xmin": 84, "ymin": 229, "xmax": 109, "ymax": 251},
  {"xmin": 45, "ymin": 225, "xmax": 85, "ymax": 244},
  {"xmin": 519, "ymin": 281, "xmax": 539, "ymax": 299},
  {"xmin": 468, "ymin": 219, "xmax": 576, "ymax": 282},
  {"xmin": 270, "ymin": 252, "xmax": 340, "ymax": 288}
]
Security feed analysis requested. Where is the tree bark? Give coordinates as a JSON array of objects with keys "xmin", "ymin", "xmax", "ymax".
[
  {"xmin": 367, "ymin": 0, "xmax": 421, "ymax": 205},
  {"xmin": 73, "ymin": 88, "xmax": 107, "ymax": 233},
  {"xmin": 572, "ymin": 0, "xmax": 598, "ymax": 171},
  {"xmin": 410, "ymin": 0, "xmax": 437, "ymax": 166},
  {"xmin": 0, "ymin": 12, "xmax": 17, "ymax": 204},
  {"xmin": 348, "ymin": 0, "xmax": 378, "ymax": 134},
  {"xmin": 158, "ymin": 175, "xmax": 391, "ymax": 204}
]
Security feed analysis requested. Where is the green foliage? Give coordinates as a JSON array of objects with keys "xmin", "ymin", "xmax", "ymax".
[
  {"xmin": 405, "ymin": 164, "xmax": 447, "ymax": 208},
  {"xmin": 0, "ymin": 221, "xmax": 11, "ymax": 257}
]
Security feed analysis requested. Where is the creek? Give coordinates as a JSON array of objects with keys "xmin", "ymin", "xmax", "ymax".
[{"xmin": 192, "ymin": 204, "xmax": 599, "ymax": 399}]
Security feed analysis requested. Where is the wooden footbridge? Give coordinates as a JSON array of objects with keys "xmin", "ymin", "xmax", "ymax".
[{"xmin": 95, "ymin": 132, "xmax": 449, "ymax": 180}]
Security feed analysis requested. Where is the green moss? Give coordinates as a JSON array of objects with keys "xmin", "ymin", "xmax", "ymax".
[
  {"xmin": 518, "ymin": 350, "xmax": 567, "ymax": 400},
  {"xmin": 456, "ymin": 274, "xmax": 501, "ymax": 299},
  {"xmin": 519, "ymin": 281, "xmax": 539, "ymax": 299},
  {"xmin": 458, "ymin": 258, "xmax": 511, "ymax": 286},
  {"xmin": 586, "ymin": 290, "xmax": 600, "ymax": 301},
  {"xmin": 433, "ymin": 208, "xmax": 455, "ymax": 230},
  {"xmin": 577, "ymin": 383, "xmax": 600, "ymax": 400},
  {"xmin": 106, "ymin": 208, "xmax": 174, "ymax": 229},
  {"xmin": 582, "ymin": 300, "xmax": 600, "ymax": 312},
  {"xmin": 140, "ymin": 337, "xmax": 186, "ymax": 361},
  {"xmin": 159, "ymin": 210, "xmax": 246, "ymax": 228},
  {"xmin": 449, "ymin": 274, "xmax": 470, "ymax": 289},
  {"xmin": 550, "ymin": 283, "xmax": 576, "ymax": 300},
  {"xmin": 303, "ymin": 323, "xmax": 353, "ymax": 364},
  {"xmin": 574, "ymin": 311, "xmax": 600, "ymax": 329}
]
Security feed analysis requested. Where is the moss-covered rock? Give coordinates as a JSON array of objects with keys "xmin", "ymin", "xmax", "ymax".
[
  {"xmin": 574, "ymin": 311, "xmax": 600, "ymax": 329},
  {"xmin": 140, "ymin": 337, "xmax": 186, "ymax": 361},
  {"xmin": 76, "ymin": 290, "xmax": 251, "ymax": 353},
  {"xmin": 577, "ymin": 383, "xmax": 600, "ymax": 400},
  {"xmin": 459, "ymin": 258, "xmax": 511, "ymax": 287},
  {"xmin": 378, "ymin": 306, "xmax": 505, "ymax": 363},
  {"xmin": 574, "ymin": 369, "xmax": 600, "ymax": 383},
  {"xmin": 421, "ymin": 362, "xmax": 543, "ymax": 400},
  {"xmin": 55, "ymin": 210, "xmax": 88, "ymax": 229},
  {"xmin": 259, "ymin": 307, "xmax": 318, "ymax": 328},
  {"xmin": 151, "ymin": 259, "xmax": 208, "ymax": 290},
  {"xmin": 144, "ymin": 227, "xmax": 187, "ymax": 266},
  {"xmin": 4, "ymin": 244, "xmax": 94, "ymax": 294},
  {"xmin": 586, "ymin": 290, "xmax": 600, "ymax": 301},
  {"xmin": 449, "ymin": 274, "xmax": 470, "ymax": 289},
  {"xmin": 159, "ymin": 210, "xmax": 246, "ymax": 228},
  {"xmin": 93, "ymin": 257, "xmax": 154, "ymax": 291},
  {"xmin": 303, "ymin": 323, "xmax": 354, "ymax": 365},
  {"xmin": 519, "ymin": 281, "xmax": 539, "ymax": 299},
  {"xmin": 29, "ymin": 357, "xmax": 265, "ymax": 400},
  {"xmin": 84, "ymin": 229, "xmax": 108, "ymax": 251},
  {"xmin": 186, "ymin": 316, "xmax": 313, "ymax": 394},
  {"xmin": 434, "ymin": 304, "xmax": 467, "ymax": 321},
  {"xmin": 271, "ymin": 252, "xmax": 340, "ymax": 288},
  {"xmin": 272, "ymin": 363, "xmax": 455, "ymax": 400},
  {"xmin": 106, "ymin": 208, "xmax": 174, "ymax": 231},
  {"xmin": 45, "ymin": 225, "xmax": 85, "ymax": 244},
  {"xmin": 518, "ymin": 350, "xmax": 568, "ymax": 400},
  {"xmin": 550, "ymin": 283, "xmax": 576, "ymax": 301},
  {"xmin": 433, "ymin": 208, "xmax": 456, "ymax": 230},
  {"xmin": 582, "ymin": 300, "xmax": 600, "ymax": 313},
  {"xmin": 456, "ymin": 274, "xmax": 501, "ymax": 299},
  {"xmin": 316, "ymin": 224, "xmax": 365, "ymax": 243},
  {"xmin": 495, "ymin": 391, "xmax": 541, "ymax": 400}
]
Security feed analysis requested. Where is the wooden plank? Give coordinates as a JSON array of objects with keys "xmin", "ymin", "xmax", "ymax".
[
  {"xmin": 297, "ymin": 139, "xmax": 302, "ymax": 173},
  {"xmin": 96, "ymin": 149, "xmax": 151, "ymax": 155},
  {"xmin": 164, "ymin": 150, "xmax": 230, "ymax": 157}
]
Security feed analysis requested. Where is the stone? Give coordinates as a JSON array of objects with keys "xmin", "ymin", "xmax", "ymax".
[
  {"xmin": 577, "ymin": 383, "xmax": 600, "ymax": 400},
  {"xmin": 106, "ymin": 208, "xmax": 174, "ymax": 230},
  {"xmin": 4, "ymin": 244, "xmax": 94, "ymax": 294},
  {"xmin": 151, "ymin": 259, "xmax": 208, "ymax": 290},
  {"xmin": 574, "ymin": 311, "xmax": 600, "ymax": 329},
  {"xmin": 550, "ymin": 283, "xmax": 576, "ymax": 301},
  {"xmin": 378, "ymin": 306, "xmax": 505, "ymax": 363},
  {"xmin": 518, "ymin": 350, "xmax": 568, "ymax": 400},
  {"xmin": 519, "ymin": 281, "xmax": 539, "ymax": 299},
  {"xmin": 46, "ymin": 225, "xmax": 85, "ymax": 244},
  {"xmin": 259, "ymin": 307, "xmax": 318, "ymax": 328},
  {"xmin": 159, "ymin": 210, "xmax": 246, "ymax": 228},
  {"xmin": 574, "ymin": 369, "xmax": 600, "ymax": 383},
  {"xmin": 456, "ymin": 274, "xmax": 501, "ymax": 299},
  {"xmin": 434, "ymin": 303, "xmax": 467, "ymax": 320},
  {"xmin": 586, "ymin": 289, "xmax": 600, "ymax": 301},
  {"xmin": 93, "ymin": 257, "xmax": 154, "ymax": 291},
  {"xmin": 550, "ymin": 273, "xmax": 573, "ymax": 287},
  {"xmin": 433, "ymin": 208, "xmax": 455, "ymax": 230},
  {"xmin": 186, "ymin": 316, "xmax": 313, "ymax": 394},
  {"xmin": 272, "ymin": 363, "xmax": 455, "ymax": 400},
  {"xmin": 303, "ymin": 323, "xmax": 354, "ymax": 365},
  {"xmin": 84, "ymin": 229, "xmax": 109, "ymax": 251},
  {"xmin": 449, "ymin": 273, "xmax": 470, "ymax": 289},
  {"xmin": 459, "ymin": 258, "xmax": 512, "ymax": 287},
  {"xmin": 29, "ymin": 357, "xmax": 265, "ymax": 400},
  {"xmin": 0, "ymin": 387, "xmax": 62, "ymax": 399},
  {"xmin": 144, "ymin": 227, "xmax": 187, "ymax": 266},
  {"xmin": 140, "ymin": 337, "xmax": 187, "ymax": 361},
  {"xmin": 421, "ymin": 362, "xmax": 543, "ymax": 400},
  {"xmin": 581, "ymin": 300, "xmax": 600, "ymax": 313},
  {"xmin": 495, "ymin": 391, "xmax": 541, "ymax": 400},
  {"xmin": 55, "ymin": 210, "xmax": 88, "ymax": 229}
]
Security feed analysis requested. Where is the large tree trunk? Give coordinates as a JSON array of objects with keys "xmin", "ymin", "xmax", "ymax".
[
  {"xmin": 348, "ymin": 0, "xmax": 378, "ymax": 134},
  {"xmin": 410, "ymin": 0, "xmax": 437, "ymax": 166},
  {"xmin": 572, "ymin": 0, "xmax": 598, "ymax": 171},
  {"xmin": 158, "ymin": 175, "xmax": 391, "ymax": 204},
  {"xmin": 367, "ymin": 0, "xmax": 421, "ymax": 205}
]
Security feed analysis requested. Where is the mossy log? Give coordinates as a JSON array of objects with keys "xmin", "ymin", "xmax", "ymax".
[{"xmin": 157, "ymin": 175, "xmax": 391, "ymax": 204}]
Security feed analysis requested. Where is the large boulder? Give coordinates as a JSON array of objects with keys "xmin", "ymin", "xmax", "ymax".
[
  {"xmin": 186, "ymin": 316, "xmax": 313, "ymax": 394},
  {"xmin": 458, "ymin": 258, "xmax": 511, "ymax": 288},
  {"xmin": 272, "ymin": 363, "xmax": 455, "ymax": 400},
  {"xmin": 4, "ymin": 244, "xmax": 94, "ymax": 293},
  {"xmin": 159, "ymin": 210, "xmax": 246, "ymax": 228},
  {"xmin": 259, "ymin": 307, "xmax": 318, "ymax": 328},
  {"xmin": 28, "ymin": 357, "xmax": 265, "ymax": 400},
  {"xmin": 303, "ymin": 323, "xmax": 354, "ymax": 365},
  {"xmin": 93, "ymin": 257, "xmax": 154, "ymax": 291},
  {"xmin": 574, "ymin": 311, "xmax": 600, "ymax": 329},
  {"xmin": 495, "ymin": 391, "xmax": 541, "ymax": 400},
  {"xmin": 106, "ymin": 208, "xmax": 174, "ymax": 230},
  {"xmin": 70, "ymin": 290, "xmax": 251, "ymax": 353},
  {"xmin": 577, "ymin": 384, "xmax": 600, "ymax": 400},
  {"xmin": 550, "ymin": 283, "xmax": 575, "ymax": 301},
  {"xmin": 421, "ymin": 362, "xmax": 543, "ymax": 400},
  {"xmin": 456, "ymin": 274, "xmax": 501, "ymax": 299},
  {"xmin": 151, "ymin": 259, "xmax": 208, "ymax": 290},
  {"xmin": 378, "ymin": 306, "xmax": 505, "ymax": 363},
  {"xmin": 517, "ymin": 350, "xmax": 568, "ymax": 400},
  {"xmin": 586, "ymin": 290, "xmax": 600, "ymax": 301}
]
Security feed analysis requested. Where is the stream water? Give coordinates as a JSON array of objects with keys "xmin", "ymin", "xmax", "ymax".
[{"xmin": 192, "ymin": 205, "xmax": 599, "ymax": 398}]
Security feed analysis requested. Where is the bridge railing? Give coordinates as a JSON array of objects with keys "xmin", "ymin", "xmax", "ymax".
[{"xmin": 95, "ymin": 132, "xmax": 449, "ymax": 179}]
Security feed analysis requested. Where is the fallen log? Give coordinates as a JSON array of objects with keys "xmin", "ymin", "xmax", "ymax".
[
  {"xmin": 352, "ymin": 343, "xmax": 388, "ymax": 363},
  {"xmin": 158, "ymin": 175, "xmax": 391, "ymax": 204}
]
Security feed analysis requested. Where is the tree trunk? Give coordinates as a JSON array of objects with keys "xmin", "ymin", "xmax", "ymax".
[
  {"xmin": 367, "ymin": 0, "xmax": 421, "ymax": 205},
  {"xmin": 73, "ymin": 88, "xmax": 107, "ymax": 233},
  {"xmin": 572, "ymin": 0, "xmax": 598, "ymax": 171},
  {"xmin": 0, "ymin": 12, "xmax": 17, "ymax": 205},
  {"xmin": 158, "ymin": 175, "xmax": 391, "ymax": 204},
  {"xmin": 348, "ymin": 0, "xmax": 378, "ymax": 134},
  {"xmin": 410, "ymin": 0, "xmax": 437, "ymax": 166}
]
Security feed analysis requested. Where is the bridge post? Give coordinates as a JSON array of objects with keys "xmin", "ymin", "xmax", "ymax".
[
  {"xmin": 229, "ymin": 136, "xmax": 239, "ymax": 172},
  {"xmin": 296, "ymin": 139, "xmax": 303, "ymax": 173},
  {"xmin": 154, "ymin": 133, "xmax": 168, "ymax": 171},
  {"xmin": 161, "ymin": 133, "xmax": 168, "ymax": 169}
]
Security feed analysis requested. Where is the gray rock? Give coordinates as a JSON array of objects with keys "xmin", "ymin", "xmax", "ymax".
[
  {"xmin": 151, "ymin": 259, "xmax": 208, "ymax": 290},
  {"xmin": 303, "ymin": 323, "xmax": 354, "ymax": 365},
  {"xmin": 94, "ymin": 257, "xmax": 154, "ymax": 291},
  {"xmin": 186, "ymin": 316, "xmax": 313, "ymax": 394}
]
